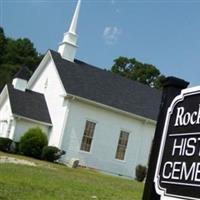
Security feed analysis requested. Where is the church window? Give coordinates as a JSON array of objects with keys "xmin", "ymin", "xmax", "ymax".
[
  {"xmin": 80, "ymin": 120, "xmax": 96, "ymax": 152},
  {"xmin": 115, "ymin": 131, "xmax": 129, "ymax": 160}
]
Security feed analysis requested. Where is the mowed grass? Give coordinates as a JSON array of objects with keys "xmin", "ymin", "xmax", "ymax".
[{"xmin": 0, "ymin": 152, "xmax": 144, "ymax": 200}]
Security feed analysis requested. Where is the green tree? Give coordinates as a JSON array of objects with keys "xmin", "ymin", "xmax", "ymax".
[
  {"xmin": 0, "ymin": 27, "xmax": 43, "ymax": 90},
  {"xmin": 0, "ymin": 27, "xmax": 6, "ymax": 63},
  {"xmin": 111, "ymin": 56, "xmax": 165, "ymax": 89},
  {"xmin": 3, "ymin": 38, "xmax": 42, "ymax": 70}
]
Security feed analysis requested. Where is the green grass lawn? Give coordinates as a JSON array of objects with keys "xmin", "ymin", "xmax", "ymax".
[{"xmin": 0, "ymin": 151, "xmax": 144, "ymax": 200}]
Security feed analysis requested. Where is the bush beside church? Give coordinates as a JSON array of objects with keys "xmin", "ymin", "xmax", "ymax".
[{"xmin": 0, "ymin": 127, "xmax": 65, "ymax": 162}]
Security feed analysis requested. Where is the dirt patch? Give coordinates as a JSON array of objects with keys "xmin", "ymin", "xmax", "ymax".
[{"xmin": 0, "ymin": 156, "xmax": 36, "ymax": 166}]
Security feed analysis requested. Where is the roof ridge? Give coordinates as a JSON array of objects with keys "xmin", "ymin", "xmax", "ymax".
[{"xmin": 49, "ymin": 49, "xmax": 161, "ymax": 93}]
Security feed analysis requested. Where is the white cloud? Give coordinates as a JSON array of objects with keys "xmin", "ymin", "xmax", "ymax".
[{"xmin": 103, "ymin": 26, "xmax": 122, "ymax": 45}]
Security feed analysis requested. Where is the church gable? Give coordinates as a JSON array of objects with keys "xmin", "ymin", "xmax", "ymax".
[
  {"xmin": 27, "ymin": 52, "xmax": 72, "ymax": 147},
  {"xmin": 27, "ymin": 52, "xmax": 66, "ymax": 96}
]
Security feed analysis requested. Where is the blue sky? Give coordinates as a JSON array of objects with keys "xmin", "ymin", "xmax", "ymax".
[{"xmin": 1, "ymin": 0, "xmax": 200, "ymax": 86}]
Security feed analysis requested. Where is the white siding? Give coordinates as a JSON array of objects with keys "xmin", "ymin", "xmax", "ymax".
[
  {"xmin": 30, "ymin": 60, "xmax": 68, "ymax": 147},
  {"xmin": 0, "ymin": 96, "xmax": 12, "ymax": 138},
  {"xmin": 61, "ymin": 99, "xmax": 155, "ymax": 178},
  {"xmin": 13, "ymin": 118, "xmax": 49, "ymax": 142}
]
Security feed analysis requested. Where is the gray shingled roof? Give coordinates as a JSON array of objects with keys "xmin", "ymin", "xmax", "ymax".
[
  {"xmin": 7, "ymin": 84, "xmax": 52, "ymax": 125},
  {"xmin": 14, "ymin": 66, "xmax": 31, "ymax": 81},
  {"xmin": 50, "ymin": 50, "xmax": 162, "ymax": 121}
]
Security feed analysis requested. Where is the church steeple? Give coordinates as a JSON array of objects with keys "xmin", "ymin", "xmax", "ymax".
[
  {"xmin": 58, "ymin": 0, "xmax": 81, "ymax": 62},
  {"xmin": 69, "ymin": 0, "xmax": 81, "ymax": 34}
]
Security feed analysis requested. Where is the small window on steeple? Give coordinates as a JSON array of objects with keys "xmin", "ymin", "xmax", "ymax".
[{"xmin": 44, "ymin": 78, "xmax": 48, "ymax": 90}]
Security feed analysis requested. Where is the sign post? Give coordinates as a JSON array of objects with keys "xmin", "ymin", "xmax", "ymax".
[{"xmin": 143, "ymin": 77, "xmax": 189, "ymax": 200}]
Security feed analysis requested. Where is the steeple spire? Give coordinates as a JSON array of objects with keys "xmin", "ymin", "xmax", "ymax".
[
  {"xmin": 58, "ymin": 0, "xmax": 81, "ymax": 62},
  {"xmin": 69, "ymin": 0, "xmax": 81, "ymax": 34}
]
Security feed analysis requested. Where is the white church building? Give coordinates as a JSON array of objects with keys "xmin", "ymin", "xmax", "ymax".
[{"xmin": 0, "ymin": 0, "xmax": 161, "ymax": 178}]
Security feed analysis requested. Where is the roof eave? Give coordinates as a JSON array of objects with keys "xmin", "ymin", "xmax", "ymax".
[
  {"xmin": 65, "ymin": 93, "xmax": 157, "ymax": 125},
  {"xmin": 27, "ymin": 51, "xmax": 51, "ymax": 89},
  {"xmin": 13, "ymin": 114, "xmax": 53, "ymax": 127},
  {"xmin": 49, "ymin": 50, "xmax": 67, "ymax": 96},
  {"xmin": 0, "ymin": 85, "xmax": 9, "ymax": 106}
]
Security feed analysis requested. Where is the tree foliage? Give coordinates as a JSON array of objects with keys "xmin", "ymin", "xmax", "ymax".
[
  {"xmin": 0, "ymin": 27, "xmax": 6, "ymax": 62},
  {"xmin": 111, "ymin": 56, "xmax": 165, "ymax": 89},
  {"xmin": 0, "ymin": 27, "xmax": 43, "ymax": 90}
]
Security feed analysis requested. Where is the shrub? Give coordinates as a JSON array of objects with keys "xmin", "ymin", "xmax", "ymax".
[
  {"xmin": 135, "ymin": 164, "xmax": 147, "ymax": 182},
  {"xmin": 19, "ymin": 127, "xmax": 48, "ymax": 159},
  {"xmin": 41, "ymin": 146, "xmax": 65, "ymax": 162},
  {"xmin": 0, "ymin": 137, "xmax": 13, "ymax": 152}
]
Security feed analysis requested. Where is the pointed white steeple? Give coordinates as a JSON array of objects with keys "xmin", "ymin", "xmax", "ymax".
[{"xmin": 58, "ymin": 0, "xmax": 81, "ymax": 62}]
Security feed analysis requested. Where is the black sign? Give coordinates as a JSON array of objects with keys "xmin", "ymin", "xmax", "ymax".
[{"xmin": 154, "ymin": 87, "xmax": 200, "ymax": 199}]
